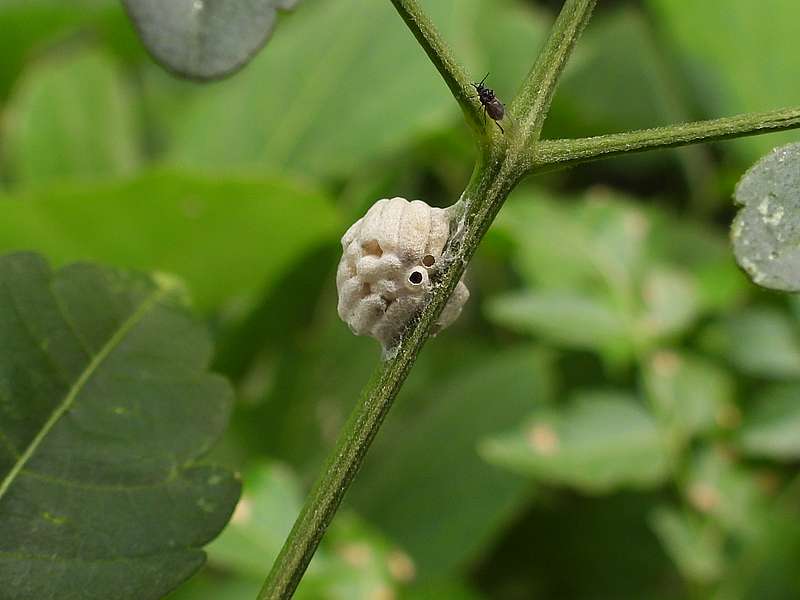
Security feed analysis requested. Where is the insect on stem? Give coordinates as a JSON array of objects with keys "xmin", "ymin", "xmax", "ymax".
[{"xmin": 471, "ymin": 73, "xmax": 506, "ymax": 134}]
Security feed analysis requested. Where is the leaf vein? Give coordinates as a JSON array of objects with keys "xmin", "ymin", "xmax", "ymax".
[
  {"xmin": 0, "ymin": 286, "xmax": 166, "ymax": 503},
  {"xmin": 19, "ymin": 468, "xmax": 179, "ymax": 492}
]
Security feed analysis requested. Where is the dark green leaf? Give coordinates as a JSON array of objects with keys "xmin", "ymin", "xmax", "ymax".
[
  {"xmin": 3, "ymin": 47, "xmax": 141, "ymax": 185},
  {"xmin": 481, "ymin": 391, "xmax": 671, "ymax": 492},
  {"xmin": 122, "ymin": 0, "xmax": 298, "ymax": 80},
  {"xmin": 0, "ymin": 170, "xmax": 341, "ymax": 311},
  {"xmin": 739, "ymin": 384, "xmax": 800, "ymax": 460},
  {"xmin": 0, "ymin": 252, "xmax": 239, "ymax": 600},
  {"xmin": 732, "ymin": 143, "xmax": 800, "ymax": 292}
]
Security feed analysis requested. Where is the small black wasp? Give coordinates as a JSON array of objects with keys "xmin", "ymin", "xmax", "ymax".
[{"xmin": 472, "ymin": 73, "xmax": 506, "ymax": 133}]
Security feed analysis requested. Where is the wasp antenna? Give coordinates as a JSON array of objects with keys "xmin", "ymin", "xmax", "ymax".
[{"xmin": 479, "ymin": 72, "xmax": 490, "ymax": 85}]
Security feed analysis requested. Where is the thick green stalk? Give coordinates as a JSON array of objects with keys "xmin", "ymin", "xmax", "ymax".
[
  {"xmin": 257, "ymin": 1, "xmax": 595, "ymax": 598},
  {"xmin": 527, "ymin": 107, "xmax": 800, "ymax": 172}
]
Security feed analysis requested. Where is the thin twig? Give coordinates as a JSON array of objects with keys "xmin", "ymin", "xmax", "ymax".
[{"xmin": 527, "ymin": 107, "xmax": 800, "ymax": 172}]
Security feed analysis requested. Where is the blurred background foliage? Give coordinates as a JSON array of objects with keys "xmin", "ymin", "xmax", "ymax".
[{"xmin": 1, "ymin": 0, "xmax": 799, "ymax": 598}]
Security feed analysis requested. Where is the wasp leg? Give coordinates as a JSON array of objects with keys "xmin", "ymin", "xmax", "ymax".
[{"xmin": 494, "ymin": 120, "xmax": 504, "ymax": 134}]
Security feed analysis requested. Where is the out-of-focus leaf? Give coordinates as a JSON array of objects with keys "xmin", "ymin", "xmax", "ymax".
[
  {"xmin": 0, "ymin": 2, "xmax": 142, "ymax": 100},
  {"xmin": 351, "ymin": 347, "xmax": 554, "ymax": 580},
  {"xmin": 643, "ymin": 351, "xmax": 737, "ymax": 445},
  {"xmin": 0, "ymin": 252, "xmax": 240, "ymax": 600},
  {"xmin": 731, "ymin": 143, "xmax": 800, "ymax": 292},
  {"xmin": 650, "ymin": 506, "xmax": 724, "ymax": 584},
  {"xmin": 683, "ymin": 448, "xmax": 766, "ymax": 537},
  {"xmin": 199, "ymin": 462, "xmax": 412, "ymax": 600},
  {"xmin": 122, "ymin": 0, "xmax": 298, "ymax": 80},
  {"xmin": 552, "ymin": 7, "xmax": 693, "ymax": 137},
  {"xmin": 165, "ymin": 0, "xmax": 478, "ymax": 179},
  {"xmin": 0, "ymin": 170, "xmax": 341, "ymax": 311},
  {"xmin": 637, "ymin": 266, "xmax": 700, "ymax": 341},
  {"xmin": 739, "ymin": 385, "xmax": 800, "ymax": 460},
  {"xmin": 647, "ymin": 0, "xmax": 800, "ymax": 164},
  {"xmin": 497, "ymin": 191, "xmax": 648, "ymax": 290},
  {"xmin": 490, "ymin": 192, "xmax": 709, "ymax": 364},
  {"xmin": 648, "ymin": 214, "xmax": 749, "ymax": 313},
  {"xmin": 480, "ymin": 392, "xmax": 670, "ymax": 493},
  {"xmin": 206, "ymin": 463, "xmax": 302, "ymax": 577},
  {"xmin": 487, "ymin": 291, "xmax": 628, "ymax": 354},
  {"xmin": 703, "ymin": 307, "xmax": 800, "ymax": 380},
  {"xmin": 3, "ymin": 47, "xmax": 140, "ymax": 185}
]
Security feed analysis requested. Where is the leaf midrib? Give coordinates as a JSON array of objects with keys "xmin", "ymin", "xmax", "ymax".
[{"xmin": 0, "ymin": 287, "xmax": 165, "ymax": 502}]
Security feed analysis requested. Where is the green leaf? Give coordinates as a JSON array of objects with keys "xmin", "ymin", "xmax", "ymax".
[
  {"xmin": 122, "ymin": 0, "xmax": 298, "ymax": 80},
  {"xmin": 647, "ymin": 0, "xmax": 800, "ymax": 164},
  {"xmin": 637, "ymin": 266, "xmax": 700, "ymax": 342},
  {"xmin": 703, "ymin": 307, "xmax": 800, "ymax": 379},
  {"xmin": 731, "ymin": 143, "xmax": 800, "ymax": 292},
  {"xmin": 487, "ymin": 290, "xmax": 629, "ymax": 354},
  {"xmin": 650, "ymin": 506, "xmax": 724, "ymax": 584},
  {"xmin": 496, "ymin": 190, "xmax": 648, "ymax": 291},
  {"xmin": 648, "ymin": 214, "xmax": 749, "ymax": 313},
  {"xmin": 165, "ymin": 0, "xmax": 476, "ymax": 179},
  {"xmin": 480, "ymin": 391, "xmax": 671, "ymax": 492},
  {"xmin": 351, "ymin": 347, "xmax": 554, "ymax": 579},
  {"xmin": 0, "ymin": 2, "xmax": 144, "ymax": 102},
  {"xmin": 642, "ymin": 351, "xmax": 737, "ymax": 445},
  {"xmin": 739, "ymin": 384, "xmax": 800, "ymax": 460},
  {"xmin": 0, "ymin": 170, "xmax": 341, "ymax": 311},
  {"xmin": 206, "ymin": 463, "xmax": 302, "ymax": 578},
  {"xmin": 0, "ymin": 252, "xmax": 240, "ymax": 600},
  {"xmin": 682, "ymin": 448, "xmax": 766, "ymax": 537},
  {"xmin": 3, "ymin": 47, "xmax": 141, "ymax": 186}
]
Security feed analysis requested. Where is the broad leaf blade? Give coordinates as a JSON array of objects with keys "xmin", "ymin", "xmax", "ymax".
[
  {"xmin": 0, "ymin": 252, "xmax": 240, "ymax": 600},
  {"xmin": 122, "ymin": 0, "xmax": 298, "ymax": 80},
  {"xmin": 0, "ymin": 170, "xmax": 341, "ymax": 312},
  {"xmin": 732, "ymin": 142, "xmax": 800, "ymax": 292}
]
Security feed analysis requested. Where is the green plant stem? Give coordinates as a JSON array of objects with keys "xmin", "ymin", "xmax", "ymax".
[
  {"xmin": 257, "ymin": 2, "xmax": 595, "ymax": 599},
  {"xmin": 527, "ymin": 107, "xmax": 800, "ymax": 172},
  {"xmin": 389, "ymin": 0, "xmax": 484, "ymax": 133},
  {"xmin": 510, "ymin": 0, "xmax": 596, "ymax": 152}
]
